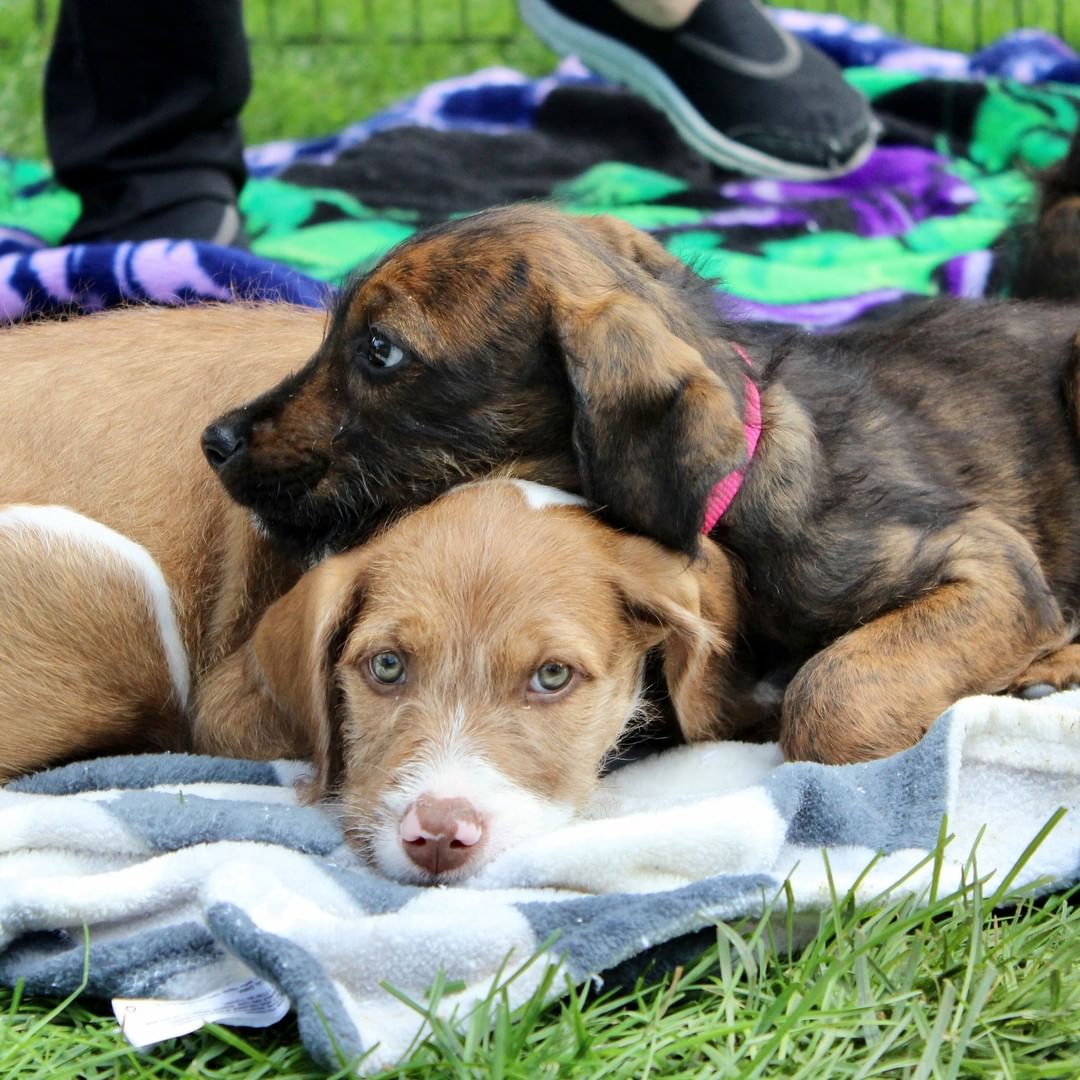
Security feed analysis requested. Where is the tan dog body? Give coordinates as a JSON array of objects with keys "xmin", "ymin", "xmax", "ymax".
[
  {"xmin": 0, "ymin": 305, "xmax": 745, "ymax": 882},
  {"xmin": 0, "ymin": 303, "xmax": 319, "ymax": 776}
]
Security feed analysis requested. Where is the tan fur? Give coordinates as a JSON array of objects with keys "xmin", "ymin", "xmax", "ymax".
[
  {"xmin": 0, "ymin": 303, "xmax": 322, "ymax": 779},
  {"xmin": 0, "ymin": 524, "xmax": 187, "ymax": 774},
  {"xmin": 1009, "ymin": 644, "xmax": 1080, "ymax": 695}
]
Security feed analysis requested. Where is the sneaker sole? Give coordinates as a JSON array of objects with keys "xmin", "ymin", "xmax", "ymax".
[{"xmin": 520, "ymin": 0, "xmax": 876, "ymax": 181}]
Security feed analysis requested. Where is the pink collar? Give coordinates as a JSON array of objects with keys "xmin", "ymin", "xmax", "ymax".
[{"xmin": 701, "ymin": 344, "xmax": 762, "ymax": 534}]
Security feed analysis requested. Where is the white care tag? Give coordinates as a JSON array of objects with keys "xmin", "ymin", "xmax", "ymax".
[{"xmin": 112, "ymin": 977, "xmax": 290, "ymax": 1048}]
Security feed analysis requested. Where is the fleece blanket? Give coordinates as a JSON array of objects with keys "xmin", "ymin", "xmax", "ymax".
[
  {"xmin": 1, "ymin": 11, "xmax": 1080, "ymax": 325},
  {"xmin": 2, "ymin": 693, "xmax": 1080, "ymax": 1073}
]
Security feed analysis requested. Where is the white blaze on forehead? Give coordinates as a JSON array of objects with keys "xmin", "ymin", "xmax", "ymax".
[
  {"xmin": 507, "ymin": 479, "xmax": 588, "ymax": 511},
  {"xmin": 0, "ymin": 503, "xmax": 190, "ymax": 709}
]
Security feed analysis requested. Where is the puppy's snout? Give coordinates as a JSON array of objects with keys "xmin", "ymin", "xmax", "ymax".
[
  {"xmin": 400, "ymin": 795, "xmax": 485, "ymax": 876},
  {"xmin": 201, "ymin": 421, "xmax": 249, "ymax": 472}
]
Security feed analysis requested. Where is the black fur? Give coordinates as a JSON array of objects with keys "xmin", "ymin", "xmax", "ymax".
[{"xmin": 721, "ymin": 300, "xmax": 1080, "ymax": 655}]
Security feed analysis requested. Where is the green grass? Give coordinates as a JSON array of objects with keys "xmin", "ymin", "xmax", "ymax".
[
  {"xmin": 792, "ymin": 0, "xmax": 1079, "ymax": 51},
  {"xmin": 0, "ymin": 2, "xmax": 558, "ymax": 163},
  {"xmin": 3, "ymin": 870, "xmax": 1080, "ymax": 1078},
  {"xmin": 2, "ymin": 0, "xmax": 1078, "ymax": 163}
]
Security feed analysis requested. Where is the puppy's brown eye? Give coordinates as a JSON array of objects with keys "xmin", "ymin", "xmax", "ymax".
[
  {"xmin": 529, "ymin": 661, "xmax": 573, "ymax": 694},
  {"xmin": 368, "ymin": 333, "xmax": 407, "ymax": 370},
  {"xmin": 369, "ymin": 651, "xmax": 406, "ymax": 685}
]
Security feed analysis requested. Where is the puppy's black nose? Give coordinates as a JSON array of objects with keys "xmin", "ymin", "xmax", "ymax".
[{"xmin": 201, "ymin": 422, "xmax": 247, "ymax": 472}]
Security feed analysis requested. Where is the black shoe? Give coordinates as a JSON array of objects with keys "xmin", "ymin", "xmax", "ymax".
[
  {"xmin": 64, "ymin": 197, "xmax": 248, "ymax": 247},
  {"xmin": 520, "ymin": 0, "xmax": 879, "ymax": 179}
]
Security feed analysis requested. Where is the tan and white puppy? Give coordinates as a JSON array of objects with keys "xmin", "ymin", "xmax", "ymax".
[
  {"xmin": 0, "ymin": 304, "xmax": 749, "ymax": 883},
  {"xmin": 197, "ymin": 478, "xmax": 745, "ymax": 882}
]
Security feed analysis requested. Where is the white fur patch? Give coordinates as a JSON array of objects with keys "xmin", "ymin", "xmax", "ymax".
[
  {"xmin": 0, "ymin": 504, "xmax": 190, "ymax": 709},
  {"xmin": 367, "ymin": 705, "xmax": 575, "ymax": 884},
  {"xmin": 506, "ymin": 480, "xmax": 588, "ymax": 511}
]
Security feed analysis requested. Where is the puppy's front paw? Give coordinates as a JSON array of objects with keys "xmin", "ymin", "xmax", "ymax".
[{"xmin": 1008, "ymin": 644, "xmax": 1080, "ymax": 698}]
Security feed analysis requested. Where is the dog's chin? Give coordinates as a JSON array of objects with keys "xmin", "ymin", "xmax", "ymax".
[
  {"xmin": 247, "ymin": 508, "xmax": 331, "ymax": 566},
  {"xmin": 244, "ymin": 496, "xmax": 376, "ymax": 567},
  {"xmin": 378, "ymin": 855, "xmax": 490, "ymax": 888},
  {"xmin": 212, "ymin": 458, "xmax": 370, "ymax": 562}
]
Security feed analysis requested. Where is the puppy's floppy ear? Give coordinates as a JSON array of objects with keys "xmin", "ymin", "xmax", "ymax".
[
  {"xmin": 550, "ymin": 225, "xmax": 750, "ymax": 554},
  {"xmin": 613, "ymin": 532, "xmax": 745, "ymax": 743},
  {"xmin": 245, "ymin": 550, "xmax": 369, "ymax": 797}
]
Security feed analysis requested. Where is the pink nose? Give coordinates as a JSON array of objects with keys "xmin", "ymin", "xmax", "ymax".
[{"xmin": 400, "ymin": 795, "xmax": 484, "ymax": 876}]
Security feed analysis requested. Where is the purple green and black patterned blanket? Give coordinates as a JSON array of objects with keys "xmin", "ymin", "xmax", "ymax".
[{"xmin": 2, "ymin": 9, "xmax": 1079, "ymax": 327}]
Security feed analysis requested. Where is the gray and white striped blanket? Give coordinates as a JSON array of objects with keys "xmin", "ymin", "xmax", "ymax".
[{"xmin": 2, "ymin": 691, "xmax": 1079, "ymax": 1073}]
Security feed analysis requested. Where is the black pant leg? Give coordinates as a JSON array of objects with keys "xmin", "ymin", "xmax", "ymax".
[{"xmin": 44, "ymin": 0, "xmax": 251, "ymax": 241}]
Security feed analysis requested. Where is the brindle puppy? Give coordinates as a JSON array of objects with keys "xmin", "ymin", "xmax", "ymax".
[{"xmin": 203, "ymin": 205, "xmax": 1080, "ymax": 765}]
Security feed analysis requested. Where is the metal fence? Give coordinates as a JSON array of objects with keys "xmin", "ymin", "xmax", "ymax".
[{"xmin": 13, "ymin": 0, "xmax": 1079, "ymax": 49}]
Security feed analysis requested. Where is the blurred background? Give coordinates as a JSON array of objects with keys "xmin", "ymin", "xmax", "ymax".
[{"xmin": 1, "ymin": 0, "xmax": 1077, "ymax": 161}]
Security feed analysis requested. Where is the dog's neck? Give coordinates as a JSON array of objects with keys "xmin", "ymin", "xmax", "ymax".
[
  {"xmin": 700, "ymin": 343, "xmax": 762, "ymax": 534},
  {"xmin": 708, "ymin": 342, "xmax": 821, "ymax": 542},
  {"xmin": 204, "ymin": 509, "xmax": 304, "ymax": 669}
]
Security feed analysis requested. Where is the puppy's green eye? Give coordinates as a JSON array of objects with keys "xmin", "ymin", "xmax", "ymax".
[
  {"xmin": 530, "ymin": 661, "xmax": 572, "ymax": 694},
  {"xmin": 369, "ymin": 651, "xmax": 406, "ymax": 685},
  {"xmin": 369, "ymin": 333, "xmax": 406, "ymax": 370}
]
